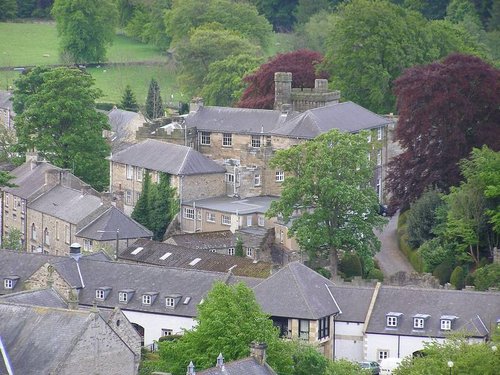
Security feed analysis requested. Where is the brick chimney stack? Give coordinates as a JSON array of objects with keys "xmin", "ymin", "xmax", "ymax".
[{"xmin": 250, "ymin": 342, "xmax": 267, "ymax": 365}]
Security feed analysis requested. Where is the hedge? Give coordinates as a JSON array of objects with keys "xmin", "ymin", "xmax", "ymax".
[{"xmin": 397, "ymin": 211, "xmax": 424, "ymax": 273}]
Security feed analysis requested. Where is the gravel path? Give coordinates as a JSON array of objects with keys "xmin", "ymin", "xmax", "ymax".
[{"xmin": 375, "ymin": 211, "xmax": 414, "ymax": 277}]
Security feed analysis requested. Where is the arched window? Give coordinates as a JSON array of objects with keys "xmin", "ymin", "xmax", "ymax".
[
  {"xmin": 44, "ymin": 228, "xmax": 50, "ymax": 246},
  {"xmin": 31, "ymin": 223, "xmax": 37, "ymax": 240}
]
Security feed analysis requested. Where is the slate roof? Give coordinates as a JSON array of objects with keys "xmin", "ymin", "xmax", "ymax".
[
  {"xmin": 3, "ymin": 161, "xmax": 59, "ymax": 199},
  {"xmin": 198, "ymin": 357, "xmax": 276, "ymax": 375},
  {"xmin": 185, "ymin": 106, "xmax": 287, "ymax": 134},
  {"xmin": 119, "ymin": 238, "xmax": 272, "ymax": 278},
  {"xmin": 76, "ymin": 206, "xmax": 153, "ymax": 240},
  {"xmin": 366, "ymin": 285, "xmax": 500, "ymax": 338},
  {"xmin": 28, "ymin": 185, "xmax": 103, "ymax": 225},
  {"xmin": 165, "ymin": 230, "xmax": 234, "ymax": 249},
  {"xmin": 0, "ymin": 288, "xmax": 68, "ymax": 308},
  {"xmin": 253, "ymin": 262, "xmax": 342, "ymax": 320},
  {"xmin": 271, "ymin": 102, "xmax": 391, "ymax": 139},
  {"xmin": 107, "ymin": 107, "xmax": 143, "ymax": 133},
  {"xmin": 0, "ymin": 303, "xmax": 102, "ymax": 375},
  {"xmin": 110, "ymin": 139, "xmax": 225, "ymax": 175},
  {"xmin": 184, "ymin": 195, "xmax": 278, "ymax": 215}
]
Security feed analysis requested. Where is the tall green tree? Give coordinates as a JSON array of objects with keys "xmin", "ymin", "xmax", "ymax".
[
  {"xmin": 158, "ymin": 282, "xmax": 292, "ymax": 375},
  {"xmin": 0, "ymin": 0, "xmax": 17, "ymax": 20},
  {"xmin": 13, "ymin": 67, "xmax": 111, "ymax": 191},
  {"xmin": 124, "ymin": 0, "xmax": 171, "ymax": 49},
  {"xmin": 266, "ymin": 129, "xmax": 387, "ymax": 276},
  {"xmin": 3, "ymin": 229, "xmax": 22, "ymax": 251},
  {"xmin": 148, "ymin": 173, "xmax": 178, "ymax": 241},
  {"xmin": 52, "ymin": 0, "xmax": 118, "ymax": 63},
  {"xmin": 145, "ymin": 79, "xmax": 164, "ymax": 119},
  {"xmin": 200, "ymin": 54, "xmax": 262, "ymax": 107},
  {"xmin": 131, "ymin": 170, "xmax": 152, "ymax": 228},
  {"xmin": 120, "ymin": 85, "xmax": 139, "ymax": 112},
  {"xmin": 0, "ymin": 171, "xmax": 15, "ymax": 188}
]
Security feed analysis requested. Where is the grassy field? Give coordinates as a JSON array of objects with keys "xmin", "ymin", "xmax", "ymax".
[{"xmin": 0, "ymin": 21, "xmax": 295, "ymax": 104}]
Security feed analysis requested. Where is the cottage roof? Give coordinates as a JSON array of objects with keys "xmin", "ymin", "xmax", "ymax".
[
  {"xmin": 0, "ymin": 287, "xmax": 68, "ymax": 309},
  {"xmin": 28, "ymin": 185, "xmax": 103, "ymax": 225},
  {"xmin": 119, "ymin": 238, "xmax": 271, "ymax": 278},
  {"xmin": 76, "ymin": 206, "xmax": 153, "ymax": 240},
  {"xmin": 165, "ymin": 230, "xmax": 235, "ymax": 250},
  {"xmin": 107, "ymin": 107, "xmax": 143, "ymax": 133},
  {"xmin": 3, "ymin": 161, "xmax": 59, "ymax": 199},
  {"xmin": 185, "ymin": 106, "xmax": 287, "ymax": 134},
  {"xmin": 0, "ymin": 303, "xmax": 102, "ymax": 374},
  {"xmin": 271, "ymin": 102, "xmax": 391, "ymax": 138},
  {"xmin": 253, "ymin": 262, "xmax": 342, "ymax": 320},
  {"xmin": 110, "ymin": 139, "xmax": 225, "ymax": 175},
  {"xmin": 198, "ymin": 357, "xmax": 276, "ymax": 375},
  {"xmin": 366, "ymin": 285, "xmax": 500, "ymax": 338},
  {"xmin": 183, "ymin": 195, "xmax": 277, "ymax": 215}
]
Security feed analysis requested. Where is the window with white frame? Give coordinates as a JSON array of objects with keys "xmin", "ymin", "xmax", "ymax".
[
  {"xmin": 276, "ymin": 170, "xmax": 284, "ymax": 182},
  {"xmin": 206, "ymin": 212, "xmax": 216, "ymax": 222},
  {"xmin": 254, "ymin": 174, "xmax": 261, "ymax": 186},
  {"xmin": 4, "ymin": 279, "xmax": 13, "ymax": 289},
  {"xmin": 126, "ymin": 164, "xmax": 133, "ymax": 180},
  {"xmin": 21, "ymin": 218, "xmax": 25, "ymax": 234},
  {"xmin": 441, "ymin": 319, "xmax": 452, "ymax": 331},
  {"xmin": 4, "ymin": 193, "xmax": 8, "ymax": 207},
  {"xmin": 125, "ymin": 190, "xmax": 132, "ymax": 205},
  {"xmin": 44, "ymin": 228, "xmax": 50, "ymax": 246},
  {"xmin": 31, "ymin": 223, "xmax": 37, "ymax": 240},
  {"xmin": 136, "ymin": 167, "xmax": 143, "ymax": 182},
  {"xmin": 246, "ymin": 247, "xmax": 253, "ymax": 257},
  {"xmin": 135, "ymin": 191, "xmax": 141, "ymax": 203},
  {"xmin": 221, "ymin": 215, "xmax": 231, "ymax": 225},
  {"xmin": 299, "ymin": 319, "xmax": 310, "ymax": 340},
  {"xmin": 225, "ymin": 173, "xmax": 235, "ymax": 183},
  {"xmin": 84, "ymin": 239, "xmax": 93, "ymax": 252},
  {"xmin": 251, "ymin": 135, "xmax": 261, "ymax": 148},
  {"xmin": 386, "ymin": 316, "xmax": 398, "ymax": 327},
  {"xmin": 197, "ymin": 211, "xmax": 202, "ymax": 221},
  {"xmin": 377, "ymin": 127, "xmax": 383, "ymax": 140},
  {"xmin": 258, "ymin": 215, "xmax": 265, "ymax": 227},
  {"xmin": 95, "ymin": 290, "xmax": 105, "ymax": 300},
  {"xmin": 162, "ymin": 329, "xmax": 173, "ymax": 336},
  {"xmin": 228, "ymin": 247, "xmax": 235, "ymax": 255},
  {"xmin": 142, "ymin": 295, "xmax": 152, "ymax": 305},
  {"xmin": 367, "ymin": 133, "xmax": 372, "ymax": 143},
  {"xmin": 65, "ymin": 225, "xmax": 70, "ymax": 244},
  {"xmin": 200, "ymin": 131, "xmax": 211, "ymax": 145},
  {"xmin": 222, "ymin": 133, "xmax": 232, "ymax": 146},
  {"xmin": 377, "ymin": 350, "xmax": 389, "ymax": 361},
  {"xmin": 414, "ymin": 318, "xmax": 425, "ymax": 329},
  {"xmin": 21, "ymin": 200, "xmax": 26, "ymax": 214},
  {"xmin": 165, "ymin": 297, "xmax": 175, "ymax": 308},
  {"xmin": 377, "ymin": 150, "xmax": 382, "ymax": 166},
  {"xmin": 119, "ymin": 292, "xmax": 128, "ymax": 303},
  {"xmin": 13, "ymin": 197, "xmax": 17, "ymax": 210},
  {"xmin": 55, "ymin": 222, "xmax": 59, "ymax": 240},
  {"xmin": 184, "ymin": 207, "xmax": 195, "ymax": 220}
]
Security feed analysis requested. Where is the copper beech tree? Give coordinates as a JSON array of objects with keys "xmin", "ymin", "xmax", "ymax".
[{"xmin": 386, "ymin": 53, "xmax": 500, "ymax": 209}]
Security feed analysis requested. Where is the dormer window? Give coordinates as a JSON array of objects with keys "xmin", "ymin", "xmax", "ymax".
[
  {"xmin": 166, "ymin": 298, "xmax": 175, "ymax": 307},
  {"xmin": 95, "ymin": 287, "xmax": 112, "ymax": 300},
  {"xmin": 119, "ymin": 290, "xmax": 135, "ymax": 304},
  {"xmin": 440, "ymin": 315, "xmax": 457, "ymax": 331},
  {"xmin": 165, "ymin": 294, "xmax": 182, "ymax": 308},
  {"xmin": 142, "ymin": 292, "xmax": 158, "ymax": 305},
  {"xmin": 386, "ymin": 312, "xmax": 403, "ymax": 328},
  {"xmin": 413, "ymin": 314, "xmax": 430, "ymax": 329},
  {"xmin": 3, "ymin": 276, "xmax": 19, "ymax": 289}
]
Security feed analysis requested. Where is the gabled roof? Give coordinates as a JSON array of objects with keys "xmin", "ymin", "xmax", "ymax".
[
  {"xmin": 110, "ymin": 139, "xmax": 226, "ymax": 175},
  {"xmin": 76, "ymin": 206, "xmax": 153, "ymax": 240},
  {"xmin": 0, "ymin": 303, "xmax": 101, "ymax": 374},
  {"xmin": 253, "ymin": 262, "xmax": 341, "ymax": 320},
  {"xmin": 28, "ymin": 185, "xmax": 103, "ymax": 225},
  {"xmin": 366, "ymin": 285, "xmax": 500, "ymax": 338},
  {"xmin": 183, "ymin": 196, "xmax": 278, "ymax": 215},
  {"xmin": 3, "ymin": 161, "xmax": 59, "ymax": 199},
  {"xmin": 185, "ymin": 106, "xmax": 286, "ymax": 134},
  {"xmin": 271, "ymin": 102, "xmax": 391, "ymax": 138},
  {"xmin": 119, "ymin": 238, "xmax": 272, "ymax": 278},
  {"xmin": 107, "ymin": 107, "xmax": 144, "ymax": 133},
  {"xmin": 0, "ymin": 288, "xmax": 68, "ymax": 309},
  {"xmin": 198, "ymin": 357, "xmax": 276, "ymax": 375},
  {"xmin": 165, "ymin": 230, "xmax": 235, "ymax": 250}
]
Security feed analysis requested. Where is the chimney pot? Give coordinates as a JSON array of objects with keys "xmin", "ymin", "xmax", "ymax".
[
  {"xmin": 216, "ymin": 353, "xmax": 224, "ymax": 368},
  {"xmin": 186, "ymin": 361, "xmax": 196, "ymax": 375},
  {"xmin": 70, "ymin": 243, "xmax": 82, "ymax": 261}
]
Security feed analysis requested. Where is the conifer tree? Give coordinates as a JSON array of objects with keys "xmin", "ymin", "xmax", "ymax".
[
  {"xmin": 148, "ymin": 173, "xmax": 178, "ymax": 241},
  {"xmin": 145, "ymin": 79, "xmax": 164, "ymax": 119},
  {"xmin": 120, "ymin": 85, "xmax": 139, "ymax": 112},
  {"xmin": 131, "ymin": 170, "xmax": 151, "ymax": 228},
  {"xmin": 235, "ymin": 236, "xmax": 244, "ymax": 257}
]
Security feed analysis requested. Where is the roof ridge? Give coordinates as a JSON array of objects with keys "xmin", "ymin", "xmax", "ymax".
[
  {"xmin": 75, "ymin": 206, "xmax": 111, "ymax": 234},
  {"xmin": 290, "ymin": 263, "xmax": 317, "ymax": 318}
]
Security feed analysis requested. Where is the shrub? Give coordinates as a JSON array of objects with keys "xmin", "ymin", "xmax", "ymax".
[
  {"xmin": 367, "ymin": 268, "xmax": 384, "ymax": 281},
  {"xmin": 473, "ymin": 263, "xmax": 500, "ymax": 291},
  {"xmin": 418, "ymin": 238, "xmax": 454, "ymax": 273},
  {"xmin": 450, "ymin": 266, "xmax": 465, "ymax": 289},
  {"xmin": 433, "ymin": 261, "xmax": 454, "ymax": 285},
  {"xmin": 339, "ymin": 253, "xmax": 362, "ymax": 279},
  {"xmin": 315, "ymin": 267, "xmax": 331, "ymax": 279},
  {"xmin": 406, "ymin": 189, "xmax": 443, "ymax": 248}
]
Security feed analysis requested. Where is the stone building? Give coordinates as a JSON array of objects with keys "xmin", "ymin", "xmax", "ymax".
[{"xmin": 109, "ymin": 139, "xmax": 226, "ymax": 216}]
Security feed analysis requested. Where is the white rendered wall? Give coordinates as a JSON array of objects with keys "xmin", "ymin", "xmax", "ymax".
[
  {"xmin": 334, "ymin": 321, "xmax": 364, "ymax": 361},
  {"xmin": 123, "ymin": 310, "xmax": 196, "ymax": 346}
]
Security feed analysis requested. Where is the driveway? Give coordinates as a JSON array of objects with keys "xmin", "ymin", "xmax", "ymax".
[{"xmin": 375, "ymin": 211, "xmax": 414, "ymax": 277}]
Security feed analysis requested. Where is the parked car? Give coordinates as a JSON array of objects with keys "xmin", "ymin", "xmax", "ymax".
[{"xmin": 358, "ymin": 361, "xmax": 380, "ymax": 375}]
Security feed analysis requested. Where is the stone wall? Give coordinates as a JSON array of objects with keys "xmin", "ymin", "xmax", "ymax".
[
  {"xmin": 25, "ymin": 263, "xmax": 73, "ymax": 300},
  {"xmin": 26, "ymin": 209, "xmax": 76, "ymax": 255}
]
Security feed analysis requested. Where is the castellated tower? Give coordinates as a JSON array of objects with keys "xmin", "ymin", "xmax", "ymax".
[{"xmin": 274, "ymin": 72, "xmax": 293, "ymax": 111}]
